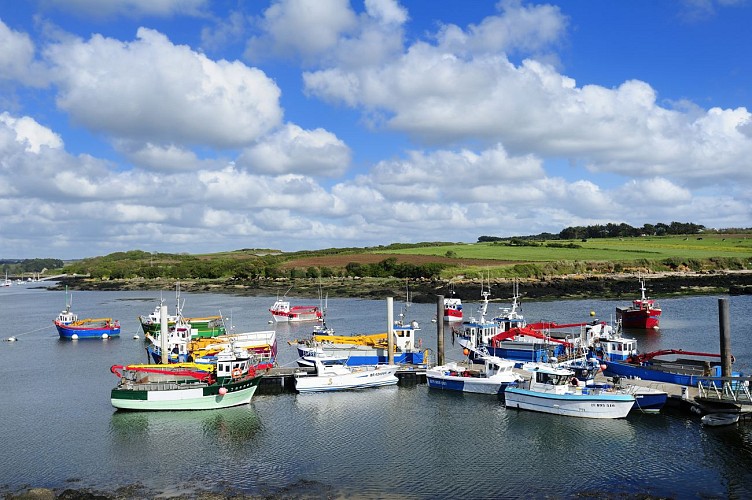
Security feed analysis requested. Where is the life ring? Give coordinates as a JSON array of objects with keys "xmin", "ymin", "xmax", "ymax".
[{"xmin": 231, "ymin": 368, "xmax": 242, "ymax": 380}]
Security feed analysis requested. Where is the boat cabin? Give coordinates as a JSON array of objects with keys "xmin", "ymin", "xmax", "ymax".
[
  {"xmin": 595, "ymin": 337, "xmax": 638, "ymax": 361},
  {"xmin": 215, "ymin": 347, "xmax": 252, "ymax": 380},
  {"xmin": 393, "ymin": 321, "xmax": 420, "ymax": 352},
  {"xmin": 56, "ymin": 307, "xmax": 78, "ymax": 325}
]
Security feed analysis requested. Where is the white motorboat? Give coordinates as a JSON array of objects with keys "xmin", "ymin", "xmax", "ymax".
[
  {"xmin": 294, "ymin": 355, "xmax": 399, "ymax": 393},
  {"xmin": 504, "ymin": 364, "xmax": 635, "ymax": 419},
  {"xmin": 426, "ymin": 354, "xmax": 523, "ymax": 395}
]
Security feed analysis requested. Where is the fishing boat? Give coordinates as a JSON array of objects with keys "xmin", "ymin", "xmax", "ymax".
[
  {"xmin": 294, "ymin": 295, "xmax": 425, "ymax": 366},
  {"xmin": 53, "ymin": 288, "xmax": 120, "ymax": 339},
  {"xmin": 56, "ymin": 317, "xmax": 121, "ymax": 339},
  {"xmin": 294, "ymin": 355, "xmax": 398, "ymax": 393},
  {"xmin": 504, "ymin": 364, "xmax": 635, "ymax": 419},
  {"xmin": 492, "ymin": 280, "xmax": 526, "ymax": 331},
  {"xmin": 294, "ymin": 318, "xmax": 425, "ymax": 366},
  {"xmin": 426, "ymin": 353, "xmax": 523, "ymax": 395},
  {"xmin": 146, "ymin": 321, "xmax": 277, "ymax": 365},
  {"xmin": 269, "ymin": 300, "xmax": 322, "ymax": 322},
  {"xmin": 701, "ymin": 413, "xmax": 740, "ymax": 426},
  {"xmin": 601, "ymin": 349, "xmax": 725, "ymax": 386},
  {"xmin": 443, "ymin": 284, "xmax": 463, "ymax": 322},
  {"xmin": 139, "ymin": 285, "xmax": 226, "ymax": 338},
  {"xmin": 616, "ymin": 278, "xmax": 661, "ymax": 329},
  {"xmin": 110, "ymin": 344, "xmax": 272, "ymax": 411}
]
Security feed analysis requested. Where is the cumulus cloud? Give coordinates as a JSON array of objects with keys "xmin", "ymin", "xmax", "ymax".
[
  {"xmin": 44, "ymin": 27, "xmax": 283, "ymax": 149},
  {"xmin": 0, "ymin": 19, "xmax": 48, "ymax": 86},
  {"xmin": 0, "ymin": 113, "xmax": 62, "ymax": 153},
  {"xmin": 302, "ymin": 3, "xmax": 752, "ymax": 187},
  {"xmin": 237, "ymin": 124, "xmax": 351, "ymax": 176},
  {"xmin": 245, "ymin": 0, "xmax": 358, "ymax": 62}
]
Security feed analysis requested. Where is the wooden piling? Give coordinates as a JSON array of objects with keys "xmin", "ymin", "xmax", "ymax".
[
  {"xmin": 437, "ymin": 295, "xmax": 444, "ymax": 366},
  {"xmin": 160, "ymin": 304, "xmax": 168, "ymax": 365},
  {"xmin": 387, "ymin": 296, "xmax": 394, "ymax": 365},
  {"xmin": 718, "ymin": 297, "xmax": 732, "ymax": 377}
]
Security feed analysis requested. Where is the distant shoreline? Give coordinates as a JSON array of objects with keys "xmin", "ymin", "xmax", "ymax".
[{"xmin": 47, "ymin": 270, "xmax": 752, "ymax": 302}]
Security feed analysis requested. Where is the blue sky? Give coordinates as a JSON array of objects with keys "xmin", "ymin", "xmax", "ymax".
[{"xmin": 1, "ymin": 0, "xmax": 750, "ymax": 259}]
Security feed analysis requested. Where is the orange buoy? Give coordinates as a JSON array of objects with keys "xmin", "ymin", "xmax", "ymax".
[{"xmin": 463, "ymin": 348, "xmax": 469, "ymax": 356}]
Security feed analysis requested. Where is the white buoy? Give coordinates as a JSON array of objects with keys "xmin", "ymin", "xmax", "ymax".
[
  {"xmin": 268, "ymin": 320, "xmax": 273, "ymax": 324},
  {"xmin": 219, "ymin": 387, "xmax": 228, "ymax": 395},
  {"xmin": 71, "ymin": 334, "xmax": 78, "ymax": 340},
  {"xmin": 102, "ymin": 333, "xmax": 109, "ymax": 339},
  {"xmin": 133, "ymin": 334, "xmax": 140, "ymax": 340},
  {"xmin": 5, "ymin": 336, "xmax": 17, "ymax": 342}
]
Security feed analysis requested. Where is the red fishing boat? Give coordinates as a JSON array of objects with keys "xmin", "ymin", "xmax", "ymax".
[{"xmin": 616, "ymin": 278, "xmax": 661, "ymax": 329}]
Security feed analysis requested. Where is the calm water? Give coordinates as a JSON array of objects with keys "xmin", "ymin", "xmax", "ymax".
[{"xmin": 2, "ymin": 284, "xmax": 752, "ymax": 498}]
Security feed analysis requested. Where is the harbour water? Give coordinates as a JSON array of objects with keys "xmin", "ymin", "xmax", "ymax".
[{"xmin": 2, "ymin": 283, "xmax": 752, "ymax": 498}]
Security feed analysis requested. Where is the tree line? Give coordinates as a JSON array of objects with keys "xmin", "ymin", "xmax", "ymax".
[{"xmin": 479, "ymin": 221, "xmax": 715, "ymax": 242}]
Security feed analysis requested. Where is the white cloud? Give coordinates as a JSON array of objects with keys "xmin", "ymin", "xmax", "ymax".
[
  {"xmin": 44, "ymin": 27, "xmax": 283, "ymax": 149},
  {"xmin": 237, "ymin": 123, "xmax": 351, "ymax": 176},
  {"xmin": 302, "ymin": 6, "xmax": 752, "ymax": 187},
  {"xmin": 0, "ymin": 113, "xmax": 63, "ymax": 153},
  {"xmin": 245, "ymin": 0, "xmax": 358, "ymax": 62},
  {"xmin": 0, "ymin": 19, "xmax": 47, "ymax": 86}
]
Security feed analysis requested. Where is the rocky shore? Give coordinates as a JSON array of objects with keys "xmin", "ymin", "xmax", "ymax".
[{"xmin": 48, "ymin": 270, "xmax": 752, "ymax": 303}]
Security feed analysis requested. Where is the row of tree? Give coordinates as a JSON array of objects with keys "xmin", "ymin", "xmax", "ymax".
[
  {"xmin": 0, "ymin": 258, "xmax": 64, "ymax": 274},
  {"xmin": 479, "ymin": 221, "xmax": 711, "ymax": 242}
]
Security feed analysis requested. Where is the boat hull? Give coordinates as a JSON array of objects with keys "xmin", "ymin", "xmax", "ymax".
[
  {"xmin": 111, "ymin": 375, "xmax": 262, "ymax": 411},
  {"xmin": 426, "ymin": 373, "xmax": 515, "ymax": 395},
  {"xmin": 139, "ymin": 318, "xmax": 226, "ymax": 338},
  {"xmin": 504, "ymin": 387, "xmax": 634, "ymax": 418},
  {"xmin": 616, "ymin": 308, "xmax": 661, "ymax": 329},
  {"xmin": 294, "ymin": 366, "xmax": 399, "ymax": 393},
  {"xmin": 56, "ymin": 323, "xmax": 120, "ymax": 339},
  {"xmin": 444, "ymin": 310, "xmax": 463, "ymax": 322},
  {"xmin": 632, "ymin": 387, "xmax": 668, "ymax": 412}
]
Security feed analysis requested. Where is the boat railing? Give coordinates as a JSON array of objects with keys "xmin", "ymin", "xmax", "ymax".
[{"xmin": 696, "ymin": 376, "xmax": 752, "ymax": 403}]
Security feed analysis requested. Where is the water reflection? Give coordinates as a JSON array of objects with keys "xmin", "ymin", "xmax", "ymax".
[{"xmin": 109, "ymin": 405, "xmax": 262, "ymax": 449}]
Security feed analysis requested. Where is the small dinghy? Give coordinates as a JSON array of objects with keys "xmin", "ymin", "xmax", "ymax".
[{"xmin": 701, "ymin": 413, "xmax": 740, "ymax": 427}]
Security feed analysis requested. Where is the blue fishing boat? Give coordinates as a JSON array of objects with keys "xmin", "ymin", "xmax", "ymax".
[
  {"xmin": 601, "ymin": 349, "xmax": 725, "ymax": 386},
  {"xmin": 55, "ymin": 317, "xmax": 121, "ymax": 339},
  {"xmin": 53, "ymin": 288, "xmax": 120, "ymax": 339}
]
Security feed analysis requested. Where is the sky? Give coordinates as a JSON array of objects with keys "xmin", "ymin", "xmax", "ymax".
[{"xmin": 1, "ymin": 0, "xmax": 751, "ymax": 260}]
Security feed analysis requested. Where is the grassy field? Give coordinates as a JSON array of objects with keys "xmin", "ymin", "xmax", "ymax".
[{"xmin": 375, "ymin": 235, "xmax": 752, "ymax": 261}]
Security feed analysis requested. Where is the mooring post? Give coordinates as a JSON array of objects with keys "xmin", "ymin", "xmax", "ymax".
[
  {"xmin": 160, "ymin": 304, "xmax": 168, "ymax": 365},
  {"xmin": 387, "ymin": 296, "xmax": 394, "ymax": 365},
  {"xmin": 718, "ymin": 297, "xmax": 732, "ymax": 377},
  {"xmin": 437, "ymin": 295, "xmax": 444, "ymax": 366}
]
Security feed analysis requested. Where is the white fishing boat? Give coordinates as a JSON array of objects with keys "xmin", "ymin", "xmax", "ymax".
[
  {"xmin": 504, "ymin": 364, "xmax": 635, "ymax": 419},
  {"xmin": 426, "ymin": 354, "xmax": 523, "ymax": 395},
  {"xmin": 294, "ymin": 355, "xmax": 399, "ymax": 393}
]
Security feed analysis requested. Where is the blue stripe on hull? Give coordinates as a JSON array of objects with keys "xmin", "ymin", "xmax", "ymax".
[{"xmin": 426, "ymin": 377, "xmax": 466, "ymax": 392}]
